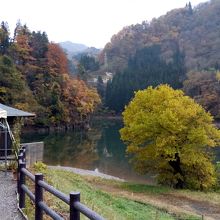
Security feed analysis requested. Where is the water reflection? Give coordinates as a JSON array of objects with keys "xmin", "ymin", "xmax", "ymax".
[{"xmin": 21, "ymin": 119, "xmax": 151, "ymax": 183}]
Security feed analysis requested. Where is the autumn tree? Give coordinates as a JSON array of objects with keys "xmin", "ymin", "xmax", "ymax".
[
  {"xmin": 0, "ymin": 55, "xmax": 37, "ymax": 111},
  {"xmin": 0, "ymin": 21, "xmax": 100, "ymax": 128},
  {"xmin": 120, "ymin": 85, "xmax": 220, "ymax": 190},
  {"xmin": 183, "ymin": 70, "xmax": 220, "ymax": 118},
  {"xmin": 46, "ymin": 43, "xmax": 68, "ymax": 76},
  {"xmin": 62, "ymin": 77, "xmax": 101, "ymax": 124},
  {"xmin": 12, "ymin": 23, "xmax": 34, "ymax": 66}
]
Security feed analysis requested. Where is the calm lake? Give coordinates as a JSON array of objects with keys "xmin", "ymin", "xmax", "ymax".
[
  {"xmin": 21, "ymin": 118, "xmax": 220, "ymax": 183},
  {"xmin": 21, "ymin": 118, "xmax": 151, "ymax": 184}
]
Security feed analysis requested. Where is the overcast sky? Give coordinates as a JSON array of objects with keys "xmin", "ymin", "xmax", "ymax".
[{"xmin": 1, "ymin": 0, "xmax": 208, "ymax": 48}]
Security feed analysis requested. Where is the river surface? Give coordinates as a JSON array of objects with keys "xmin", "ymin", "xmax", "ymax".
[{"xmin": 21, "ymin": 119, "xmax": 152, "ymax": 184}]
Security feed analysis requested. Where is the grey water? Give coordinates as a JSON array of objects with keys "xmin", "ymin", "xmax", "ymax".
[{"xmin": 21, "ymin": 119, "xmax": 151, "ymax": 183}]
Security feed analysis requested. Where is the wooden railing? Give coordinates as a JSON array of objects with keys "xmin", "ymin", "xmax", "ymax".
[{"xmin": 17, "ymin": 147, "xmax": 105, "ymax": 220}]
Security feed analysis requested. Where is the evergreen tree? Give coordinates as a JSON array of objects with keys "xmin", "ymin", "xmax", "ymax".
[
  {"xmin": 188, "ymin": 2, "xmax": 193, "ymax": 15},
  {"xmin": 77, "ymin": 63, "xmax": 87, "ymax": 81},
  {"xmin": 105, "ymin": 44, "xmax": 186, "ymax": 112},
  {"xmin": 79, "ymin": 54, "xmax": 99, "ymax": 71},
  {"xmin": 30, "ymin": 31, "xmax": 48, "ymax": 60},
  {"xmin": 0, "ymin": 22, "xmax": 10, "ymax": 55},
  {"xmin": 97, "ymin": 76, "xmax": 105, "ymax": 100}
]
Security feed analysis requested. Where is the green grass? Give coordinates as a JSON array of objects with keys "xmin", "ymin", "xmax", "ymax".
[
  {"xmin": 44, "ymin": 169, "xmax": 175, "ymax": 220},
  {"xmin": 24, "ymin": 166, "xmax": 204, "ymax": 220},
  {"xmin": 121, "ymin": 182, "xmax": 171, "ymax": 194}
]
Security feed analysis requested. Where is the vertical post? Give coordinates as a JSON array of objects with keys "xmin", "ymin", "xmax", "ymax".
[
  {"xmin": 4, "ymin": 126, "xmax": 7, "ymax": 176},
  {"xmin": 20, "ymin": 149, "xmax": 24, "ymax": 162},
  {"xmin": 17, "ymin": 154, "xmax": 22, "ymax": 194},
  {"xmin": 22, "ymin": 147, "xmax": 26, "ymax": 162},
  {"xmin": 70, "ymin": 192, "xmax": 80, "ymax": 220},
  {"xmin": 19, "ymin": 162, "xmax": 26, "ymax": 208},
  {"xmin": 35, "ymin": 173, "xmax": 43, "ymax": 220},
  {"xmin": 17, "ymin": 150, "xmax": 24, "ymax": 193}
]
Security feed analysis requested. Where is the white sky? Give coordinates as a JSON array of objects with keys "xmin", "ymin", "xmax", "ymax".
[{"xmin": 0, "ymin": 0, "xmax": 208, "ymax": 48}]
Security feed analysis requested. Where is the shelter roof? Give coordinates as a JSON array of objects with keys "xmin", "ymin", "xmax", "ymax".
[{"xmin": 0, "ymin": 103, "xmax": 35, "ymax": 118}]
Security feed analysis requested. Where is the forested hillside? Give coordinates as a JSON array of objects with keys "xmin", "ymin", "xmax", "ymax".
[
  {"xmin": 105, "ymin": 45, "xmax": 185, "ymax": 112},
  {"xmin": 102, "ymin": 0, "xmax": 220, "ymax": 113},
  {"xmin": 0, "ymin": 22, "xmax": 100, "ymax": 128},
  {"xmin": 101, "ymin": 0, "xmax": 220, "ymax": 73}
]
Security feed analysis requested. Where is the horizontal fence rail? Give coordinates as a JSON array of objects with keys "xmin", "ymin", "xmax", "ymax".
[{"xmin": 17, "ymin": 147, "xmax": 105, "ymax": 220}]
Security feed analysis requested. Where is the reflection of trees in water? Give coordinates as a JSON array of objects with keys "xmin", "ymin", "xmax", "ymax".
[
  {"xmin": 43, "ymin": 120, "xmax": 126, "ymax": 171},
  {"xmin": 43, "ymin": 128, "xmax": 102, "ymax": 169},
  {"xmin": 95, "ymin": 121, "xmax": 130, "ymax": 177},
  {"xmin": 93, "ymin": 120, "xmax": 152, "ymax": 183},
  {"xmin": 71, "ymin": 129, "xmax": 101, "ymax": 169},
  {"xmin": 22, "ymin": 119, "xmax": 151, "ymax": 183},
  {"xmin": 96, "ymin": 120, "xmax": 125, "ymax": 160}
]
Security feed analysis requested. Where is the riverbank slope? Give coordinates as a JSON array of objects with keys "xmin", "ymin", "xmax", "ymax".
[{"xmin": 25, "ymin": 165, "xmax": 220, "ymax": 220}]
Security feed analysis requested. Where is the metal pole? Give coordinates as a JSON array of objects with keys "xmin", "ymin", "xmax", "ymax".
[{"xmin": 4, "ymin": 125, "xmax": 7, "ymax": 176}]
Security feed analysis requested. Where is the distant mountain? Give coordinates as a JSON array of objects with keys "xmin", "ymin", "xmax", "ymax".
[
  {"xmin": 59, "ymin": 41, "xmax": 101, "ymax": 75},
  {"xmin": 59, "ymin": 41, "xmax": 88, "ymax": 58}
]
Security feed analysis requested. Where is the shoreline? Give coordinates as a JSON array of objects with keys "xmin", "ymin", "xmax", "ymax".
[
  {"xmin": 92, "ymin": 115, "xmax": 122, "ymax": 120},
  {"xmin": 48, "ymin": 165, "xmax": 124, "ymax": 182},
  {"xmin": 22, "ymin": 115, "xmax": 123, "ymax": 134}
]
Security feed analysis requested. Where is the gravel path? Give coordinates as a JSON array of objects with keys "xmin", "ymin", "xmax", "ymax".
[
  {"xmin": 49, "ymin": 165, "xmax": 124, "ymax": 181},
  {"xmin": 0, "ymin": 171, "xmax": 24, "ymax": 220}
]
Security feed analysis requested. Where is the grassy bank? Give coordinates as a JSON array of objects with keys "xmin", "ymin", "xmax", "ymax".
[{"xmin": 22, "ymin": 165, "xmax": 212, "ymax": 220}]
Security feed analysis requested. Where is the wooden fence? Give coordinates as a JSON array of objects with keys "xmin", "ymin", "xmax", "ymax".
[{"xmin": 17, "ymin": 147, "xmax": 105, "ymax": 220}]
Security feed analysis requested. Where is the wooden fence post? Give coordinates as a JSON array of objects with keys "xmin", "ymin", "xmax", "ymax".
[
  {"xmin": 22, "ymin": 147, "xmax": 26, "ymax": 162},
  {"xmin": 19, "ymin": 149, "xmax": 24, "ymax": 162},
  {"xmin": 70, "ymin": 192, "xmax": 80, "ymax": 220},
  {"xmin": 19, "ymin": 162, "xmax": 26, "ymax": 208},
  {"xmin": 35, "ymin": 173, "xmax": 43, "ymax": 220},
  {"xmin": 17, "ymin": 153, "xmax": 23, "ymax": 194}
]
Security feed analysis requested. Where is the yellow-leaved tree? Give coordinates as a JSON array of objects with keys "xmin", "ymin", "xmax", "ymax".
[{"xmin": 120, "ymin": 84, "xmax": 220, "ymax": 190}]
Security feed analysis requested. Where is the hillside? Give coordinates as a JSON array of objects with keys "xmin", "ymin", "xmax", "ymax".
[{"xmin": 100, "ymin": 0, "xmax": 220, "ymax": 73}]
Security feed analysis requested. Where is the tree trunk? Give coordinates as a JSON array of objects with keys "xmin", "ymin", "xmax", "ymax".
[{"xmin": 169, "ymin": 153, "xmax": 184, "ymax": 189}]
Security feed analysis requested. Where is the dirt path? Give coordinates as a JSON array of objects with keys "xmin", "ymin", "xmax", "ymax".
[
  {"xmin": 93, "ymin": 183, "xmax": 220, "ymax": 220},
  {"xmin": 0, "ymin": 171, "xmax": 24, "ymax": 220}
]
